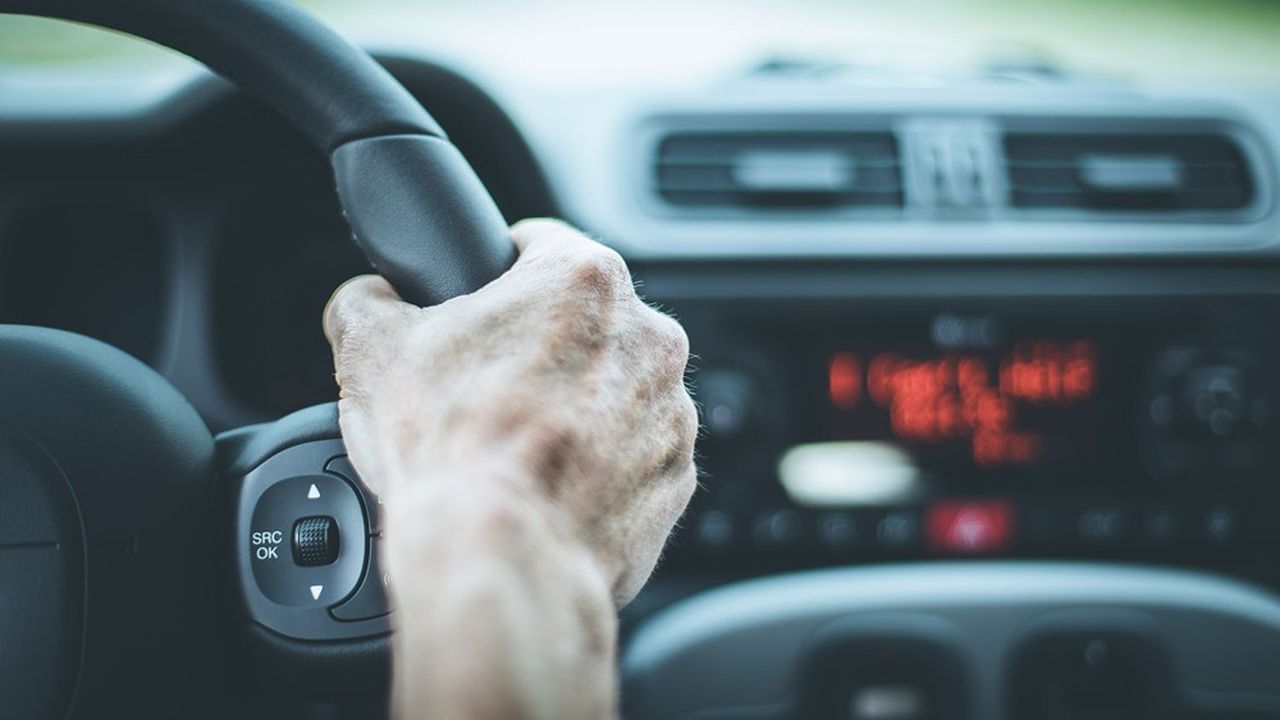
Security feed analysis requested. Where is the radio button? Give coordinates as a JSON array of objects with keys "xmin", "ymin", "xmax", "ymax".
[
  {"xmin": 817, "ymin": 512, "xmax": 858, "ymax": 550},
  {"xmin": 927, "ymin": 500, "xmax": 1013, "ymax": 554},
  {"xmin": 1140, "ymin": 506, "xmax": 1182, "ymax": 547},
  {"xmin": 1202, "ymin": 504, "xmax": 1238, "ymax": 546},
  {"xmin": 875, "ymin": 510, "xmax": 923, "ymax": 551},
  {"xmin": 752, "ymin": 509, "xmax": 803, "ymax": 549},
  {"xmin": 694, "ymin": 510, "xmax": 736, "ymax": 553},
  {"xmin": 1076, "ymin": 507, "xmax": 1129, "ymax": 547},
  {"xmin": 697, "ymin": 369, "xmax": 759, "ymax": 441}
]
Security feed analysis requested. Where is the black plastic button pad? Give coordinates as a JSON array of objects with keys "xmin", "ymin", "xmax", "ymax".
[
  {"xmin": 234, "ymin": 439, "xmax": 389, "ymax": 640},
  {"xmin": 324, "ymin": 455, "xmax": 393, "ymax": 621},
  {"xmin": 331, "ymin": 536, "xmax": 392, "ymax": 622},
  {"xmin": 249, "ymin": 474, "xmax": 364, "ymax": 607},
  {"xmin": 325, "ymin": 455, "xmax": 383, "ymax": 534}
]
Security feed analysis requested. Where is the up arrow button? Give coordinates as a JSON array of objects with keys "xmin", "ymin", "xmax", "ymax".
[{"xmin": 307, "ymin": 484, "xmax": 320, "ymax": 499}]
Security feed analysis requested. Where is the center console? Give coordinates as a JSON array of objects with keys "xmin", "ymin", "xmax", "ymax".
[
  {"xmin": 619, "ymin": 262, "xmax": 1280, "ymax": 720},
  {"xmin": 642, "ymin": 264, "xmax": 1280, "ymax": 585}
]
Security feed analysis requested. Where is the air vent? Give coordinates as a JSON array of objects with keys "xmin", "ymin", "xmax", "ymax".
[
  {"xmin": 1003, "ymin": 130, "xmax": 1255, "ymax": 214},
  {"xmin": 653, "ymin": 131, "xmax": 902, "ymax": 211}
]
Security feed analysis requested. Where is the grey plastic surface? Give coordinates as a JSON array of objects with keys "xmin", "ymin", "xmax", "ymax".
[
  {"xmin": 7, "ymin": 56, "xmax": 1280, "ymax": 262},
  {"xmin": 622, "ymin": 563, "xmax": 1280, "ymax": 720},
  {"xmin": 528, "ymin": 84, "xmax": 1280, "ymax": 260},
  {"xmin": 0, "ymin": 433, "xmax": 83, "ymax": 719},
  {"xmin": 633, "ymin": 112, "xmax": 1272, "ymax": 226},
  {"xmin": 0, "ymin": 325, "xmax": 218, "ymax": 716}
]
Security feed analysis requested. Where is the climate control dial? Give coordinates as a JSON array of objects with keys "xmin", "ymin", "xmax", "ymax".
[{"xmin": 1140, "ymin": 346, "xmax": 1270, "ymax": 486}]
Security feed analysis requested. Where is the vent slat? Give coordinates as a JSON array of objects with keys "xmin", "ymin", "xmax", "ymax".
[
  {"xmin": 653, "ymin": 131, "xmax": 903, "ymax": 211},
  {"xmin": 657, "ymin": 158, "xmax": 902, "ymax": 170},
  {"xmin": 1003, "ymin": 131, "xmax": 1254, "ymax": 213}
]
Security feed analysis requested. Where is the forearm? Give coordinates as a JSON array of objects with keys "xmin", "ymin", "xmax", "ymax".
[{"xmin": 383, "ymin": 480, "xmax": 619, "ymax": 720}]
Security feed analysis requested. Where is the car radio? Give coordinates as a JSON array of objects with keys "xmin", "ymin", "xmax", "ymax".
[{"xmin": 669, "ymin": 294, "xmax": 1280, "ymax": 577}]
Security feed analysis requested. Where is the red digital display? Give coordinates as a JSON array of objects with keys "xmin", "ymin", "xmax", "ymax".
[
  {"xmin": 827, "ymin": 340, "xmax": 1098, "ymax": 468},
  {"xmin": 828, "ymin": 352, "xmax": 862, "ymax": 409}
]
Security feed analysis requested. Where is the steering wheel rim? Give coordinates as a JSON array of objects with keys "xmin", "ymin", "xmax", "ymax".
[
  {"xmin": 0, "ymin": 1, "xmax": 522, "ymax": 716},
  {"xmin": 0, "ymin": 0, "xmax": 516, "ymax": 307}
]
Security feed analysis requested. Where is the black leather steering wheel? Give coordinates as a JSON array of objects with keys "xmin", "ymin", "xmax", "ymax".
[
  {"xmin": 0, "ymin": 1, "xmax": 518, "ymax": 717},
  {"xmin": 0, "ymin": 0, "xmax": 516, "ymax": 304}
]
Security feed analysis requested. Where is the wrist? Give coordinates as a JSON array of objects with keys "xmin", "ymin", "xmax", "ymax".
[
  {"xmin": 380, "ymin": 477, "xmax": 619, "ymax": 719},
  {"xmin": 381, "ymin": 471, "xmax": 615, "ymax": 620}
]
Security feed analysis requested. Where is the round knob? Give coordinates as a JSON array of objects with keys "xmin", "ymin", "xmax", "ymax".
[
  {"xmin": 1186, "ymin": 365, "xmax": 1248, "ymax": 437},
  {"xmin": 1141, "ymin": 346, "xmax": 1269, "ymax": 485},
  {"xmin": 696, "ymin": 369, "xmax": 760, "ymax": 440}
]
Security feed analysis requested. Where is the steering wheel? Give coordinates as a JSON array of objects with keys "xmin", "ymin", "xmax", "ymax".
[{"xmin": 0, "ymin": 1, "xmax": 517, "ymax": 716}]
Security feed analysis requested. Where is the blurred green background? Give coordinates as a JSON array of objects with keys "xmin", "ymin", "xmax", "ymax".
[{"xmin": 1, "ymin": 0, "xmax": 1279, "ymax": 88}]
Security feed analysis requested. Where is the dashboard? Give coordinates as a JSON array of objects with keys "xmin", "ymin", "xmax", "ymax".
[
  {"xmin": 3, "ymin": 57, "xmax": 1280, "ymax": 574},
  {"xmin": 4, "ymin": 53, "xmax": 1280, "ymax": 716}
]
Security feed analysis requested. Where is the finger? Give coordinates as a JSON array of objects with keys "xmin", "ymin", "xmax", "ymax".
[
  {"xmin": 509, "ymin": 217, "xmax": 597, "ymax": 258},
  {"xmin": 322, "ymin": 274, "xmax": 405, "ymax": 349},
  {"xmin": 509, "ymin": 217, "xmax": 638, "ymax": 302}
]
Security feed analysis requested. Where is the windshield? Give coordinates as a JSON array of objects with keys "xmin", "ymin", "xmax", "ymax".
[{"xmin": 2, "ymin": 0, "xmax": 1279, "ymax": 90}]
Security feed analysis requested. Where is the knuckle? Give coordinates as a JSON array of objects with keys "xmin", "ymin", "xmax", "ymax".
[
  {"xmin": 670, "ymin": 389, "xmax": 700, "ymax": 455},
  {"xmin": 680, "ymin": 390, "xmax": 700, "ymax": 435},
  {"xmin": 656, "ymin": 312, "xmax": 691, "ymax": 363},
  {"xmin": 652, "ymin": 426, "xmax": 699, "ymax": 522},
  {"xmin": 641, "ymin": 309, "xmax": 691, "ymax": 378},
  {"xmin": 674, "ymin": 460, "xmax": 698, "ymax": 503},
  {"xmin": 565, "ymin": 245, "xmax": 631, "ymax": 299}
]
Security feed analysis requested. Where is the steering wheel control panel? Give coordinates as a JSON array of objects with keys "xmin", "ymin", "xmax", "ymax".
[
  {"xmin": 231, "ymin": 438, "xmax": 392, "ymax": 641},
  {"xmin": 667, "ymin": 290, "xmax": 1280, "ymax": 584}
]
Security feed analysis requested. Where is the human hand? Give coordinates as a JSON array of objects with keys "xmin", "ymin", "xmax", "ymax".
[
  {"xmin": 322, "ymin": 218, "xmax": 698, "ymax": 719},
  {"xmin": 323, "ymin": 217, "xmax": 697, "ymax": 604}
]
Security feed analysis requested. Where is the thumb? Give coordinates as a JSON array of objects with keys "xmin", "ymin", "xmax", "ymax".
[{"xmin": 323, "ymin": 274, "xmax": 406, "ymax": 351}]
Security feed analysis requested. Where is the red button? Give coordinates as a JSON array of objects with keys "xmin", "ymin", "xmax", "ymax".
[{"xmin": 927, "ymin": 500, "xmax": 1013, "ymax": 553}]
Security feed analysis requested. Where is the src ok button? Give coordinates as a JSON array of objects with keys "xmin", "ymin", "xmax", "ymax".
[
  {"xmin": 249, "ymin": 475, "xmax": 367, "ymax": 607},
  {"xmin": 293, "ymin": 516, "xmax": 339, "ymax": 567}
]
